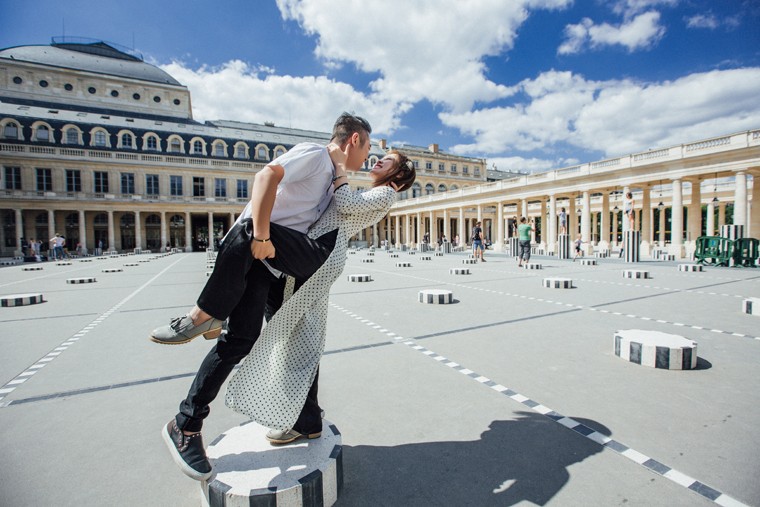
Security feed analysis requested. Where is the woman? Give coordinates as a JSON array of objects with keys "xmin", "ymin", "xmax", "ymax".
[{"xmin": 225, "ymin": 147, "xmax": 415, "ymax": 431}]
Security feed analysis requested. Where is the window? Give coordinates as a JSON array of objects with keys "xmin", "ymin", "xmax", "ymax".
[
  {"xmin": 213, "ymin": 143, "xmax": 225, "ymax": 157},
  {"xmin": 451, "ymin": 164, "xmax": 457, "ymax": 173},
  {"xmin": 256, "ymin": 146, "xmax": 268, "ymax": 160},
  {"xmin": 121, "ymin": 133, "xmax": 134, "ymax": 149},
  {"xmin": 462, "ymin": 166, "xmax": 469, "ymax": 174},
  {"xmin": 146, "ymin": 135, "xmax": 158, "ymax": 151},
  {"xmin": 4, "ymin": 167, "xmax": 21, "ymax": 190},
  {"xmin": 121, "ymin": 173, "xmax": 135, "ymax": 194},
  {"xmin": 3, "ymin": 122, "xmax": 19, "ymax": 139},
  {"xmin": 411, "ymin": 182, "xmax": 422, "ymax": 198},
  {"xmin": 425, "ymin": 162, "xmax": 432, "ymax": 170},
  {"xmin": 146, "ymin": 174, "xmax": 159, "ymax": 196},
  {"xmin": 36, "ymin": 168, "xmax": 52, "ymax": 192},
  {"xmin": 236, "ymin": 179, "xmax": 248, "ymax": 199},
  {"xmin": 170, "ymin": 138, "xmax": 182, "ymax": 153},
  {"xmin": 274, "ymin": 147, "xmax": 286, "ymax": 158},
  {"xmin": 94, "ymin": 171, "xmax": 109, "ymax": 193},
  {"xmin": 35, "ymin": 125, "xmax": 50, "ymax": 141},
  {"xmin": 66, "ymin": 170, "xmax": 81, "ymax": 192},
  {"xmin": 412, "ymin": 160, "xmax": 419, "ymax": 169},
  {"xmin": 193, "ymin": 177, "xmax": 205, "ymax": 197},
  {"xmin": 193, "ymin": 140, "xmax": 203, "ymax": 155},
  {"xmin": 438, "ymin": 184, "xmax": 447, "ymax": 193},
  {"xmin": 170, "ymin": 175, "xmax": 183, "ymax": 196},
  {"xmin": 438, "ymin": 163, "xmax": 445, "ymax": 172},
  {"xmin": 65, "ymin": 128, "xmax": 79, "ymax": 145},
  {"xmin": 234, "ymin": 144, "xmax": 247, "ymax": 159},
  {"xmin": 215, "ymin": 178, "xmax": 227, "ymax": 197},
  {"xmin": 93, "ymin": 131, "xmax": 107, "ymax": 147},
  {"xmin": 425, "ymin": 183, "xmax": 434, "ymax": 195}
]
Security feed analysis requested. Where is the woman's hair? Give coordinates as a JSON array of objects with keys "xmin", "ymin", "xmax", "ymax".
[{"xmin": 372, "ymin": 149, "xmax": 416, "ymax": 192}]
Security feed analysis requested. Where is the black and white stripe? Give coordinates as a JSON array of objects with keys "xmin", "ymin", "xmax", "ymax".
[
  {"xmin": 543, "ymin": 277, "xmax": 573, "ymax": 289},
  {"xmin": 0, "ymin": 293, "xmax": 45, "ymax": 307},
  {"xmin": 418, "ymin": 289, "xmax": 454, "ymax": 304},
  {"xmin": 624, "ymin": 230, "xmax": 640, "ymax": 263},
  {"xmin": 66, "ymin": 277, "xmax": 97, "ymax": 284}
]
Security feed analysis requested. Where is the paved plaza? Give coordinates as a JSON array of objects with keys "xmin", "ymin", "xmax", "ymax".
[{"xmin": 0, "ymin": 249, "xmax": 759, "ymax": 506}]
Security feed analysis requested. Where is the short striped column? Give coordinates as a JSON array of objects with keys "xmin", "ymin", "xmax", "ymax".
[
  {"xmin": 365, "ymin": 252, "xmax": 374, "ymax": 256},
  {"xmin": 361, "ymin": 259, "xmax": 374, "ymax": 263},
  {"xmin": 623, "ymin": 230, "xmax": 640, "ymax": 263},
  {"xmin": 614, "ymin": 330, "xmax": 697, "ymax": 370},
  {"xmin": 57, "ymin": 262, "xmax": 72, "ymax": 266},
  {"xmin": 389, "ymin": 253, "xmax": 399, "ymax": 258},
  {"xmin": 557, "ymin": 234, "xmax": 570, "ymax": 260},
  {"xmin": 348, "ymin": 250, "xmax": 356, "ymax": 255},
  {"xmin": 678, "ymin": 264, "xmax": 703, "ymax": 272},
  {"xmin": 580, "ymin": 259, "xmax": 597, "ymax": 266},
  {"xmin": 509, "ymin": 237, "xmax": 519, "ymax": 257},
  {"xmin": 420, "ymin": 256, "xmax": 432, "ymax": 261},
  {"xmin": 435, "ymin": 252, "xmax": 444, "ymax": 257},
  {"xmin": 347, "ymin": 274, "xmax": 372, "ymax": 282},
  {"xmin": 202, "ymin": 420, "xmax": 342, "ymax": 507},
  {"xmin": 522, "ymin": 263, "xmax": 542, "ymax": 269},
  {"xmin": 743, "ymin": 297, "xmax": 760, "ymax": 316},
  {"xmin": 543, "ymin": 277, "xmax": 573, "ymax": 289},
  {"xmin": 623, "ymin": 269, "xmax": 649, "ymax": 279},
  {"xmin": 418, "ymin": 289, "xmax": 454, "ymax": 304},
  {"xmin": 67, "ymin": 277, "xmax": 97, "ymax": 284},
  {"xmin": 449, "ymin": 268, "xmax": 470, "ymax": 275},
  {"xmin": 595, "ymin": 249, "xmax": 609, "ymax": 258},
  {"xmin": 124, "ymin": 263, "xmax": 139, "ymax": 267},
  {"xmin": 396, "ymin": 262, "xmax": 412, "ymax": 267},
  {"xmin": 22, "ymin": 266, "xmax": 43, "ymax": 271},
  {"xmin": 79, "ymin": 259, "xmax": 92, "ymax": 263},
  {"xmin": 102, "ymin": 268, "xmax": 123, "ymax": 273},
  {"xmin": 407, "ymin": 251, "xmax": 416, "ymax": 255},
  {"xmin": 462, "ymin": 258, "xmax": 477, "ymax": 265},
  {"xmin": 1, "ymin": 293, "xmax": 45, "ymax": 307},
  {"xmin": 720, "ymin": 224, "xmax": 744, "ymax": 240}
]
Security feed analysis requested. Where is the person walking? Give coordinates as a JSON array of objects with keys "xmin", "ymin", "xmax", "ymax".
[
  {"xmin": 517, "ymin": 217, "xmax": 533, "ymax": 267},
  {"xmin": 472, "ymin": 221, "xmax": 486, "ymax": 262}
]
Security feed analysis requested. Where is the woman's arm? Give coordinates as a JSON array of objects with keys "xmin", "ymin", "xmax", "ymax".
[{"xmin": 334, "ymin": 185, "xmax": 396, "ymax": 214}]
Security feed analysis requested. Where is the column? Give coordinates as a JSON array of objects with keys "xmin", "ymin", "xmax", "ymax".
[
  {"xmin": 750, "ymin": 173, "xmax": 760, "ymax": 238},
  {"xmin": 568, "ymin": 196, "xmax": 576, "ymax": 237},
  {"xmin": 640, "ymin": 184, "xmax": 651, "ymax": 255},
  {"xmin": 15, "ymin": 208, "xmax": 23, "ymax": 256},
  {"xmin": 395, "ymin": 216, "xmax": 400, "ymax": 248},
  {"xmin": 621, "ymin": 186, "xmax": 630, "ymax": 233},
  {"xmin": 208, "ymin": 212, "xmax": 215, "ymax": 251},
  {"xmin": 185, "ymin": 211, "xmax": 192, "ymax": 252},
  {"xmin": 404, "ymin": 214, "xmax": 411, "ymax": 249},
  {"xmin": 429, "ymin": 211, "xmax": 435, "ymax": 246},
  {"xmin": 591, "ymin": 211, "xmax": 598, "ymax": 245},
  {"xmin": 132, "ymin": 210, "xmax": 141, "ymax": 251},
  {"xmin": 600, "ymin": 192, "xmax": 610, "ymax": 249},
  {"xmin": 443, "ymin": 209, "xmax": 450, "ymax": 243},
  {"xmin": 415, "ymin": 212, "xmax": 421, "ymax": 247},
  {"xmin": 671, "ymin": 179, "xmax": 683, "ymax": 257},
  {"xmin": 658, "ymin": 205, "xmax": 666, "ymax": 246},
  {"xmin": 733, "ymin": 171, "xmax": 747, "ymax": 228},
  {"xmin": 372, "ymin": 223, "xmax": 378, "ymax": 247},
  {"xmin": 496, "ymin": 203, "xmax": 504, "ymax": 252},
  {"xmin": 612, "ymin": 209, "xmax": 618, "ymax": 247},
  {"xmin": 539, "ymin": 199, "xmax": 546, "ymax": 247},
  {"xmin": 107, "ymin": 210, "xmax": 115, "ymax": 253},
  {"xmin": 78, "ymin": 210, "xmax": 88, "ymax": 255},
  {"xmin": 687, "ymin": 179, "xmax": 701, "ymax": 245},
  {"xmin": 548, "ymin": 195, "xmax": 557, "ymax": 254},
  {"xmin": 48, "ymin": 209, "xmax": 55, "ymax": 238},
  {"xmin": 581, "ymin": 191, "xmax": 591, "ymax": 254},
  {"xmin": 458, "ymin": 207, "xmax": 465, "ymax": 247},
  {"xmin": 706, "ymin": 202, "xmax": 715, "ymax": 237},
  {"xmin": 718, "ymin": 202, "xmax": 726, "ymax": 228},
  {"xmin": 520, "ymin": 199, "xmax": 527, "ymax": 219}
]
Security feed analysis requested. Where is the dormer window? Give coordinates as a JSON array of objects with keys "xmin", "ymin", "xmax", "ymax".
[
  {"xmin": 147, "ymin": 136, "xmax": 158, "ymax": 151},
  {"xmin": 3, "ymin": 122, "xmax": 19, "ymax": 139},
  {"xmin": 94, "ymin": 131, "xmax": 107, "ymax": 147},
  {"xmin": 35, "ymin": 125, "xmax": 49, "ymax": 141}
]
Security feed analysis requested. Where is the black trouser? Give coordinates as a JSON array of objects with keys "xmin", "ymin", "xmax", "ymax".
[{"xmin": 175, "ymin": 220, "xmax": 336, "ymax": 432}]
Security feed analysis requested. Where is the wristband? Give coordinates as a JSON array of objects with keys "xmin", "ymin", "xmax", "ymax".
[
  {"xmin": 252, "ymin": 237, "xmax": 270, "ymax": 243},
  {"xmin": 332, "ymin": 175, "xmax": 347, "ymax": 183}
]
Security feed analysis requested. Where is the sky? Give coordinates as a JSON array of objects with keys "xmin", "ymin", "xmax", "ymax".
[{"xmin": 1, "ymin": 0, "xmax": 759, "ymax": 173}]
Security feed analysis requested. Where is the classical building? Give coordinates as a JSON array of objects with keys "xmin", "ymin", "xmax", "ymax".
[{"xmin": 0, "ymin": 38, "xmax": 486, "ymax": 257}]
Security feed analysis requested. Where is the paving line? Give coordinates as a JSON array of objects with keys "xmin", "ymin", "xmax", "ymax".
[
  {"xmin": 329, "ymin": 301, "xmax": 749, "ymax": 507},
  {"xmin": 0, "ymin": 255, "xmax": 186, "ymax": 406}
]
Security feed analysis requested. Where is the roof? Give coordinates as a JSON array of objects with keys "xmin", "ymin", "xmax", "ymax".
[{"xmin": 0, "ymin": 41, "xmax": 183, "ymax": 86}]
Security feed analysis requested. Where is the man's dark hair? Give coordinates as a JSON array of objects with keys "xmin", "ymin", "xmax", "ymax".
[{"xmin": 331, "ymin": 112, "xmax": 372, "ymax": 145}]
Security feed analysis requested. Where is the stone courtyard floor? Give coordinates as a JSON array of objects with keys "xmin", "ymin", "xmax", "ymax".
[{"xmin": 0, "ymin": 249, "xmax": 758, "ymax": 506}]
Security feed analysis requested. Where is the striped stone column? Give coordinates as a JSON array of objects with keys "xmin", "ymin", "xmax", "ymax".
[
  {"xmin": 624, "ymin": 230, "xmax": 641, "ymax": 263},
  {"xmin": 557, "ymin": 234, "xmax": 570, "ymax": 259}
]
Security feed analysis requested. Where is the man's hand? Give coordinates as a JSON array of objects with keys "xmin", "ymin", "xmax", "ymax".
[{"xmin": 251, "ymin": 240, "xmax": 276, "ymax": 259}]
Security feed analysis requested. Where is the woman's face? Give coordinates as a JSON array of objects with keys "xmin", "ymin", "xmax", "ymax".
[{"xmin": 369, "ymin": 154, "xmax": 400, "ymax": 182}]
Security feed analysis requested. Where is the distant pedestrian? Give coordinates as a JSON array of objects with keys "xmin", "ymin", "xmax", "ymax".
[
  {"xmin": 472, "ymin": 221, "xmax": 486, "ymax": 262},
  {"xmin": 517, "ymin": 217, "xmax": 533, "ymax": 267},
  {"xmin": 559, "ymin": 208, "xmax": 567, "ymax": 235},
  {"xmin": 572, "ymin": 235, "xmax": 583, "ymax": 261},
  {"xmin": 624, "ymin": 192, "xmax": 635, "ymax": 231}
]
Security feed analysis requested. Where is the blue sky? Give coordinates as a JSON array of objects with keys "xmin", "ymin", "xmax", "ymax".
[{"xmin": 1, "ymin": 0, "xmax": 759, "ymax": 172}]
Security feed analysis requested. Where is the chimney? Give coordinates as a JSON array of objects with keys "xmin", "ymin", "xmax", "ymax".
[
  {"xmin": 428, "ymin": 143, "xmax": 439, "ymax": 153},
  {"xmin": 379, "ymin": 139, "xmax": 387, "ymax": 150}
]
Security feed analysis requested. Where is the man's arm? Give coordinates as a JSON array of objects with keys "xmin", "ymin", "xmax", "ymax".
[{"xmin": 249, "ymin": 164, "xmax": 285, "ymax": 259}]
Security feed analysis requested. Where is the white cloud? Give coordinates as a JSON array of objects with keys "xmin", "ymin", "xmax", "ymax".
[
  {"xmin": 489, "ymin": 156, "xmax": 573, "ymax": 173},
  {"xmin": 276, "ymin": 0, "xmax": 571, "ymax": 113},
  {"xmin": 559, "ymin": 11, "xmax": 665, "ymax": 54},
  {"xmin": 685, "ymin": 13, "xmax": 719, "ymax": 29},
  {"xmin": 161, "ymin": 60, "xmax": 408, "ymax": 136},
  {"xmin": 442, "ymin": 67, "xmax": 760, "ymax": 159},
  {"xmin": 610, "ymin": 0, "xmax": 678, "ymax": 18}
]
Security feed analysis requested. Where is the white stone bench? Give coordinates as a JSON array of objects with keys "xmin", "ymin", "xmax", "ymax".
[
  {"xmin": 614, "ymin": 329, "xmax": 697, "ymax": 370},
  {"xmin": 623, "ymin": 269, "xmax": 649, "ymax": 279},
  {"xmin": 543, "ymin": 277, "xmax": 573, "ymax": 289},
  {"xmin": 449, "ymin": 268, "xmax": 470, "ymax": 275},
  {"xmin": 418, "ymin": 289, "xmax": 454, "ymax": 304},
  {"xmin": 743, "ymin": 297, "xmax": 760, "ymax": 317},
  {"xmin": 678, "ymin": 264, "xmax": 703, "ymax": 272},
  {"xmin": 347, "ymin": 274, "xmax": 372, "ymax": 282},
  {"xmin": 1, "ymin": 293, "xmax": 45, "ymax": 307},
  {"xmin": 202, "ymin": 420, "xmax": 342, "ymax": 507}
]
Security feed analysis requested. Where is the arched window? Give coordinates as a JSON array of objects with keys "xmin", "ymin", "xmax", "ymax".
[
  {"xmin": 234, "ymin": 143, "xmax": 248, "ymax": 159},
  {"xmin": 169, "ymin": 214, "xmax": 185, "ymax": 248},
  {"xmin": 450, "ymin": 184, "xmax": 459, "ymax": 191},
  {"xmin": 256, "ymin": 146, "xmax": 269, "ymax": 160},
  {"xmin": 411, "ymin": 182, "xmax": 422, "ymax": 198},
  {"xmin": 274, "ymin": 147, "xmax": 286, "ymax": 158},
  {"xmin": 213, "ymin": 142, "xmax": 226, "ymax": 157},
  {"xmin": 145, "ymin": 214, "xmax": 161, "ymax": 250},
  {"xmin": 438, "ymin": 184, "xmax": 447, "ymax": 193},
  {"xmin": 65, "ymin": 128, "xmax": 80, "ymax": 145},
  {"xmin": 3, "ymin": 121, "xmax": 20, "ymax": 139},
  {"xmin": 192, "ymin": 140, "xmax": 204, "ymax": 155},
  {"xmin": 169, "ymin": 137, "xmax": 183, "ymax": 153},
  {"xmin": 121, "ymin": 132, "xmax": 134, "ymax": 149},
  {"xmin": 35, "ymin": 124, "xmax": 50, "ymax": 142},
  {"xmin": 93, "ymin": 130, "xmax": 107, "ymax": 147},
  {"xmin": 146, "ymin": 135, "xmax": 158, "ymax": 151},
  {"xmin": 425, "ymin": 183, "xmax": 434, "ymax": 195}
]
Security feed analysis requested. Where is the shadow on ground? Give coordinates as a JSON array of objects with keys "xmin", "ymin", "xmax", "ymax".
[{"xmin": 338, "ymin": 411, "xmax": 610, "ymax": 506}]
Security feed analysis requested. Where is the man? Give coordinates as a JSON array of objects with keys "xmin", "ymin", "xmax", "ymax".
[
  {"xmin": 152, "ymin": 113, "xmax": 372, "ymax": 481},
  {"xmin": 472, "ymin": 221, "xmax": 486, "ymax": 262}
]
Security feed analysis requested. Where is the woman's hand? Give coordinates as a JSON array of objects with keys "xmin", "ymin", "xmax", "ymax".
[{"xmin": 327, "ymin": 143, "xmax": 347, "ymax": 171}]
